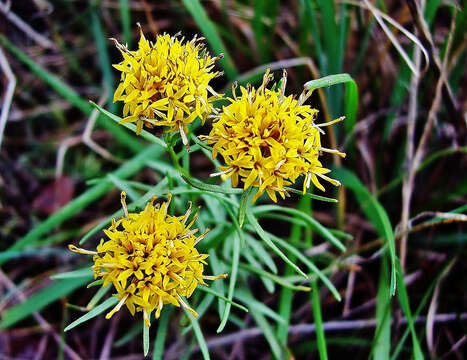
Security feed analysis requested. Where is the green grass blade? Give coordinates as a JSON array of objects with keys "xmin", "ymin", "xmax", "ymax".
[
  {"xmin": 372, "ymin": 255, "xmax": 391, "ymax": 359},
  {"xmin": 107, "ymin": 174, "xmax": 140, "ymax": 201},
  {"xmin": 119, "ymin": 0, "xmax": 131, "ymax": 47},
  {"xmin": 304, "ymin": 73, "xmax": 358, "ymax": 133},
  {"xmin": 242, "ymin": 249, "xmax": 275, "ymax": 293},
  {"xmin": 235, "ymin": 289, "xmax": 285, "ymax": 325},
  {"xmin": 391, "ymin": 258, "xmax": 456, "ymax": 359},
  {"xmin": 334, "ymin": 167, "xmax": 397, "ymax": 295},
  {"xmin": 181, "ymin": 174, "xmax": 243, "ymax": 195},
  {"xmin": 284, "ymin": 187, "xmax": 337, "ymax": 202},
  {"xmin": 198, "ymin": 286, "xmax": 248, "ymax": 313},
  {"xmin": 311, "ymin": 279, "xmax": 328, "ymax": 360},
  {"xmin": 91, "ymin": 11, "xmax": 115, "ymax": 111},
  {"xmin": 252, "ymin": 205, "xmax": 346, "ymax": 251},
  {"xmin": 276, "ymin": 197, "xmax": 309, "ymax": 344},
  {"xmin": 239, "ymin": 263, "xmax": 311, "ymax": 292},
  {"xmin": 266, "ymin": 232, "xmax": 341, "ymax": 301},
  {"xmin": 217, "ymin": 233, "xmax": 240, "ymax": 333},
  {"xmin": 0, "ymin": 277, "xmax": 90, "ymax": 329},
  {"xmin": 246, "ymin": 208, "xmax": 308, "ymax": 278},
  {"xmin": 395, "ymin": 263, "xmax": 424, "ymax": 360},
  {"xmin": 207, "ymin": 249, "xmax": 226, "ymax": 319},
  {"xmin": 114, "ymin": 322, "xmax": 141, "ymax": 347},
  {"xmin": 184, "ymin": 308, "xmax": 210, "ymax": 360},
  {"xmin": 50, "ymin": 267, "xmax": 93, "ymax": 280},
  {"xmin": 152, "ymin": 308, "xmax": 173, "ymax": 360},
  {"xmin": 0, "ymin": 34, "xmax": 142, "ymax": 153},
  {"xmin": 315, "ymin": 0, "xmax": 339, "ymax": 72},
  {"xmin": 86, "ymin": 285, "xmax": 111, "ymax": 310},
  {"xmin": 90, "ymin": 101, "xmax": 167, "ymax": 148},
  {"xmin": 245, "ymin": 234, "xmax": 278, "ymax": 274},
  {"xmin": 64, "ymin": 297, "xmax": 118, "ymax": 332},
  {"xmin": 250, "ymin": 310, "xmax": 284, "ymax": 360},
  {"xmin": 0, "ymin": 144, "xmax": 163, "ymax": 264},
  {"xmin": 180, "ymin": 0, "xmax": 238, "ymax": 80},
  {"xmin": 143, "ymin": 321, "xmax": 150, "ymax": 356},
  {"xmin": 238, "ymin": 187, "xmax": 253, "ymax": 227}
]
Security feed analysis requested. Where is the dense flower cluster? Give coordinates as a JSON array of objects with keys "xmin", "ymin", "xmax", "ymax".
[
  {"xmin": 201, "ymin": 70, "xmax": 345, "ymax": 203},
  {"xmin": 112, "ymin": 27, "xmax": 222, "ymax": 145},
  {"xmin": 69, "ymin": 192, "xmax": 226, "ymax": 327}
]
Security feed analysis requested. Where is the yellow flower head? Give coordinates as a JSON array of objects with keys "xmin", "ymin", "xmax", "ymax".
[
  {"xmin": 201, "ymin": 70, "xmax": 345, "ymax": 203},
  {"xmin": 112, "ymin": 26, "xmax": 223, "ymax": 145},
  {"xmin": 69, "ymin": 192, "xmax": 226, "ymax": 327}
]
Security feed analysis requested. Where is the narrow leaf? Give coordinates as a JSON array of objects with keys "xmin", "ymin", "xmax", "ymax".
[{"xmin": 64, "ymin": 297, "xmax": 118, "ymax": 332}]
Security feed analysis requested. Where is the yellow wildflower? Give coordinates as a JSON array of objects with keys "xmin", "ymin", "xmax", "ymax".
[
  {"xmin": 69, "ymin": 192, "xmax": 226, "ymax": 327},
  {"xmin": 201, "ymin": 70, "xmax": 345, "ymax": 203},
  {"xmin": 112, "ymin": 26, "xmax": 223, "ymax": 146}
]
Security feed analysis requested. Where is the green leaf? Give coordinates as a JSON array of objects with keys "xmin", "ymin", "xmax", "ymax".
[
  {"xmin": 184, "ymin": 308, "xmax": 210, "ymax": 360},
  {"xmin": 311, "ymin": 279, "xmax": 328, "ymax": 360},
  {"xmin": 252, "ymin": 205, "xmax": 346, "ymax": 251},
  {"xmin": 152, "ymin": 308, "xmax": 173, "ymax": 360},
  {"xmin": 238, "ymin": 187, "xmax": 254, "ymax": 227},
  {"xmin": 372, "ymin": 255, "xmax": 391, "ymax": 360},
  {"xmin": 89, "ymin": 101, "xmax": 167, "ymax": 149},
  {"xmin": 334, "ymin": 167, "xmax": 397, "ymax": 295},
  {"xmin": 250, "ymin": 310, "xmax": 284, "ymax": 360},
  {"xmin": 234, "ymin": 289, "xmax": 285, "ymax": 324},
  {"xmin": 304, "ymin": 73, "xmax": 359, "ymax": 133},
  {"xmin": 266, "ymin": 232, "xmax": 341, "ymax": 301},
  {"xmin": 50, "ymin": 267, "xmax": 93, "ymax": 280},
  {"xmin": 143, "ymin": 321, "xmax": 150, "ymax": 356},
  {"xmin": 119, "ymin": 0, "xmax": 131, "ymax": 46},
  {"xmin": 64, "ymin": 297, "xmax": 118, "ymax": 332},
  {"xmin": 91, "ymin": 11, "xmax": 115, "ymax": 111},
  {"xmin": 197, "ymin": 286, "xmax": 248, "ymax": 313},
  {"xmin": 181, "ymin": 174, "xmax": 243, "ymax": 195},
  {"xmin": 284, "ymin": 187, "xmax": 338, "ymax": 202},
  {"xmin": 239, "ymin": 263, "xmax": 311, "ymax": 292},
  {"xmin": 395, "ymin": 263, "xmax": 424, "ymax": 360},
  {"xmin": 86, "ymin": 280, "xmax": 103, "ymax": 288},
  {"xmin": 217, "ymin": 233, "xmax": 241, "ymax": 333},
  {"xmin": 245, "ymin": 234, "xmax": 278, "ymax": 274},
  {"xmin": 246, "ymin": 208, "xmax": 308, "ymax": 278},
  {"xmin": 87, "ymin": 285, "xmax": 111, "ymax": 310},
  {"xmin": 0, "ymin": 277, "xmax": 90, "ymax": 329}
]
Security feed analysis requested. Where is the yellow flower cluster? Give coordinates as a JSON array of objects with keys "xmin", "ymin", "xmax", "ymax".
[
  {"xmin": 69, "ymin": 193, "xmax": 226, "ymax": 327},
  {"xmin": 201, "ymin": 70, "xmax": 345, "ymax": 203},
  {"xmin": 112, "ymin": 27, "xmax": 222, "ymax": 145}
]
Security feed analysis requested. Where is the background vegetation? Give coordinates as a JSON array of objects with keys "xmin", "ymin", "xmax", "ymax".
[{"xmin": 0, "ymin": 0, "xmax": 466, "ymax": 359}]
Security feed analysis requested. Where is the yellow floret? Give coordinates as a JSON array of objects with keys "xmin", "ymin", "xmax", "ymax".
[
  {"xmin": 202, "ymin": 69, "xmax": 345, "ymax": 203},
  {"xmin": 69, "ymin": 192, "xmax": 226, "ymax": 327},
  {"xmin": 112, "ymin": 26, "xmax": 223, "ymax": 146}
]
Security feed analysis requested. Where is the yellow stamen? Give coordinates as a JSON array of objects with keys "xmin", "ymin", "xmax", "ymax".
[
  {"xmin": 121, "ymin": 192, "xmax": 128, "ymax": 218},
  {"xmin": 106, "ymin": 294, "xmax": 128, "ymax": 319},
  {"xmin": 68, "ymin": 245, "xmax": 98, "ymax": 256}
]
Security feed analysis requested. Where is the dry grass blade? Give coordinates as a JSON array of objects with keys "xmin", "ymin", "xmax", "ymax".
[
  {"xmin": 399, "ymin": 4, "xmax": 458, "ymax": 270},
  {"xmin": 426, "ymin": 258, "xmax": 456, "ymax": 357},
  {"xmin": 0, "ymin": 1, "xmax": 57, "ymax": 49},
  {"xmin": 0, "ymin": 47, "xmax": 16, "ymax": 149},
  {"xmin": 346, "ymin": 0, "xmax": 430, "ymax": 77}
]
